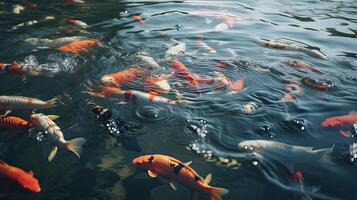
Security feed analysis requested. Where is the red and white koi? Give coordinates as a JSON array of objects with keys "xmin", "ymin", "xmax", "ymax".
[
  {"xmin": 101, "ymin": 66, "xmax": 145, "ymax": 86},
  {"xmin": 321, "ymin": 112, "xmax": 357, "ymax": 137},
  {"xmin": 283, "ymin": 60, "xmax": 324, "ymax": 75},
  {"xmin": 67, "ymin": 19, "xmax": 88, "ymax": 28},
  {"xmin": 30, "ymin": 113, "xmax": 86, "ymax": 162},
  {"xmin": 133, "ymin": 154, "xmax": 229, "ymax": 200},
  {"xmin": 213, "ymin": 72, "xmax": 244, "ymax": 94}
]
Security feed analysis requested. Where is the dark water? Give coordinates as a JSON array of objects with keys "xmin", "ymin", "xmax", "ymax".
[{"xmin": 0, "ymin": 0, "xmax": 357, "ymax": 200}]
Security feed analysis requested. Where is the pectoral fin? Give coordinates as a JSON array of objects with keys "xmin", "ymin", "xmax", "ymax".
[
  {"xmin": 204, "ymin": 173, "xmax": 212, "ymax": 184},
  {"xmin": 339, "ymin": 130, "xmax": 351, "ymax": 137},
  {"xmin": 147, "ymin": 170, "xmax": 157, "ymax": 178},
  {"xmin": 170, "ymin": 181, "xmax": 178, "ymax": 191},
  {"xmin": 1, "ymin": 110, "xmax": 11, "ymax": 117},
  {"xmin": 48, "ymin": 146, "xmax": 58, "ymax": 162},
  {"xmin": 47, "ymin": 115, "xmax": 60, "ymax": 121}
]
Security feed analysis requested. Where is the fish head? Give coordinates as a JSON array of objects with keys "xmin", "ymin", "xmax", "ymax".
[
  {"xmin": 132, "ymin": 155, "xmax": 155, "ymax": 171},
  {"xmin": 30, "ymin": 113, "xmax": 45, "ymax": 125},
  {"xmin": 237, "ymin": 140, "xmax": 260, "ymax": 152},
  {"xmin": 18, "ymin": 173, "xmax": 41, "ymax": 193},
  {"xmin": 321, "ymin": 117, "xmax": 342, "ymax": 128}
]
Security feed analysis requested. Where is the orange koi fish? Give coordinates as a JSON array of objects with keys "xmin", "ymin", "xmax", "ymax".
[
  {"xmin": 0, "ymin": 116, "xmax": 31, "ymax": 130},
  {"xmin": 57, "ymin": 39, "xmax": 99, "ymax": 54},
  {"xmin": 197, "ymin": 36, "xmax": 217, "ymax": 54},
  {"xmin": 0, "ymin": 96, "xmax": 58, "ymax": 116},
  {"xmin": 0, "ymin": 63, "xmax": 41, "ymax": 76},
  {"xmin": 0, "ymin": 161, "xmax": 41, "ymax": 193},
  {"xmin": 31, "ymin": 113, "xmax": 86, "ymax": 161},
  {"xmin": 131, "ymin": 15, "xmax": 145, "ymax": 24},
  {"xmin": 321, "ymin": 112, "xmax": 357, "ymax": 137},
  {"xmin": 283, "ymin": 60, "xmax": 324, "ymax": 75},
  {"xmin": 170, "ymin": 60, "xmax": 213, "ymax": 87},
  {"xmin": 133, "ymin": 154, "xmax": 229, "ymax": 200},
  {"xmin": 101, "ymin": 66, "xmax": 145, "ymax": 86},
  {"xmin": 301, "ymin": 77, "xmax": 335, "ymax": 91},
  {"xmin": 143, "ymin": 75, "xmax": 172, "ymax": 94}
]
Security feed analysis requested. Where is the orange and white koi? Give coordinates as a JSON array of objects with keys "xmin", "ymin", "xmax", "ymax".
[
  {"xmin": 321, "ymin": 112, "xmax": 357, "ymax": 137},
  {"xmin": 0, "ymin": 96, "xmax": 58, "ymax": 116},
  {"xmin": 0, "ymin": 161, "xmax": 41, "ymax": 193},
  {"xmin": 0, "ymin": 116, "xmax": 31, "ymax": 130},
  {"xmin": 213, "ymin": 72, "xmax": 244, "ymax": 94},
  {"xmin": 196, "ymin": 36, "xmax": 217, "ymax": 54},
  {"xmin": 57, "ymin": 38, "xmax": 99, "ymax": 54},
  {"xmin": 131, "ymin": 15, "xmax": 145, "ymax": 24},
  {"xmin": 283, "ymin": 60, "xmax": 324, "ymax": 75},
  {"xmin": 257, "ymin": 39, "xmax": 327, "ymax": 60},
  {"xmin": 133, "ymin": 154, "xmax": 229, "ymax": 200},
  {"xmin": 101, "ymin": 66, "xmax": 145, "ymax": 86},
  {"xmin": 67, "ymin": 19, "xmax": 88, "ymax": 28},
  {"xmin": 170, "ymin": 60, "xmax": 213, "ymax": 87},
  {"xmin": 0, "ymin": 63, "xmax": 41, "ymax": 76},
  {"xmin": 30, "ymin": 113, "xmax": 86, "ymax": 162},
  {"xmin": 25, "ymin": 36, "xmax": 88, "ymax": 49}
]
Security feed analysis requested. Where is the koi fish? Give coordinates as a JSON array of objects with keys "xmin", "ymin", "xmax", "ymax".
[
  {"xmin": 101, "ymin": 66, "xmax": 145, "ymax": 86},
  {"xmin": 0, "ymin": 96, "xmax": 58, "ymax": 116},
  {"xmin": 25, "ymin": 36, "xmax": 88, "ymax": 49},
  {"xmin": 189, "ymin": 11, "xmax": 241, "ymax": 27},
  {"xmin": 0, "ymin": 161, "xmax": 41, "ymax": 193},
  {"xmin": 67, "ymin": 19, "xmax": 88, "ymax": 28},
  {"xmin": 170, "ymin": 60, "xmax": 213, "ymax": 87},
  {"xmin": 214, "ymin": 23, "xmax": 229, "ymax": 32},
  {"xmin": 86, "ymin": 86, "xmax": 188, "ymax": 105},
  {"xmin": 283, "ymin": 60, "xmax": 324, "ymax": 75},
  {"xmin": 143, "ymin": 75, "xmax": 173, "ymax": 94},
  {"xmin": 257, "ymin": 39, "xmax": 327, "ymax": 60},
  {"xmin": 64, "ymin": 0, "xmax": 85, "ymax": 3},
  {"xmin": 0, "ymin": 63, "xmax": 41, "ymax": 76},
  {"xmin": 196, "ymin": 36, "xmax": 217, "ymax": 54},
  {"xmin": 301, "ymin": 77, "xmax": 335, "ymax": 91},
  {"xmin": 13, "ymin": 5, "xmax": 25, "ymax": 15},
  {"xmin": 30, "ymin": 113, "xmax": 86, "ymax": 162},
  {"xmin": 133, "ymin": 154, "xmax": 229, "ymax": 200},
  {"xmin": 321, "ymin": 112, "xmax": 357, "ymax": 137},
  {"xmin": 213, "ymin": 72, "xmax": 244, "ymax": 94},
  {"xmin": 0, "ymin": 116, "xmax": 31, "ymax": 130},
  {"xmin": 242, "ymin": 102, "xmax": 258, "ymax": 113},
  {"xmin": 165, "ymin": 39, "xmax": 186, "ymax": 61},
  {"xmin": 131, "ymin": 15, "xmax": 145, "ymax": 24},
  {"xmin": 57, "ymin": 38, "xmax": 99, "ymax": 54},
  {"xmin": 136, "ymin": 52, "xmax": 160, "ymax": 70},
  {"xmin": 238, "ymin": 140, "xmax": 334, "ymax": 164}
]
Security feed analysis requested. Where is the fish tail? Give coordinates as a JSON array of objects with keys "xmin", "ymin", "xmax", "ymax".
[
  {"xmin": 46, "ymin": 97, "xmax": 60, "ymax": 108},
  {"xmin": 232, "ymin": 79, "xmax": 244, "ymax": 91},
  {"xmin": 65, "ymin": 138, "xmax": 87, "ymax": 158},
  {"xmin": 210, "ymin": 187, "xmax": 229, "ymax": 200}
]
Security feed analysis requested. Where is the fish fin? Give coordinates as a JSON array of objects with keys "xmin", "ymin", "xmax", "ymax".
[
  {"xmin": 147, "ymin": 170, "xmax": 158, "ymax": 178},
  {"xmin": 210, "ymin": 187, "xmax": 229, "ymax": 200},
  {"xmin": 28, "ymin": 171, "xmax": 34, "ymax": 176},
  {"xmin": 48, "ymin": 146, "xmax": 58, "ymax": 162},
  {"xmin": 315, "ymin": 144, "xmax": 334, "ymax": 162},
  {"xmin": 65, "ymin": 138, "xmax": 87, "ymax": 158},
  {"xmin": 348, "ymin": 111, "xmax": 357, "ymax": 115},
  {"xmin": 204, "ymin": 173, "xmax": 212, "ymax": 184},
  {"xmin": 47, "ymin": 115, "xmax": 60, "ymax": 121},
  {"xmin": 232, "ymin": 79, "xmax": 244, "ymax": 91},
  {"xmin": 0, "ymin": 160, "xmax": 8, "ymax": 166},
  {"xmin": 0, "ymin": 110, "xmax": 12, "ymax": 117},
  {"xmin": 184, "ymin": 161, "xmax": 192, "ymax": 166},
  {"xmin": 169, "ymin": 181, "xmax": 178, "ymax": 191},
  {"xmin": 46, "ymin": 97, "xmax": 60, "ymax": 108},
  {"xmin": 339, "ymin": 130, "xmax": 352, "ymax": 137},
  {"xmin": 312, "ymin": 185, "xmax": 322, "ymax": 193}
]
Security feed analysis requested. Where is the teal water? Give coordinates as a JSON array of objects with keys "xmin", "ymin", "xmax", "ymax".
[{"xmin": 0, "ymin": 0, "xmax": 356, "ymax": 200}]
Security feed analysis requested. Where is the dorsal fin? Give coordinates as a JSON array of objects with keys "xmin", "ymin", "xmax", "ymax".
[
  {"xmin": 184, "ymin": 161, "xmax": 192, "ymax": 166},
  {"xmin": 204, "ymin": 173, "xmax": 212, "ymax": 184}
]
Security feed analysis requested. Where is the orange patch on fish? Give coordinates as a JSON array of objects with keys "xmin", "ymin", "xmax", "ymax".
[
  {"xmin": 131, "ymin": 15, "xmax": 145, "ymax": 24},
  {"xmin": 232, "ymin": 79, "xmax": 244, "ymax": 91},
  {"xmin": 0, "ymin": 116, "xmax": 31, "ymax": 129},
  {"xmin": 57, "ymin": 39, "xmax": 99, "ymax": 54}
]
